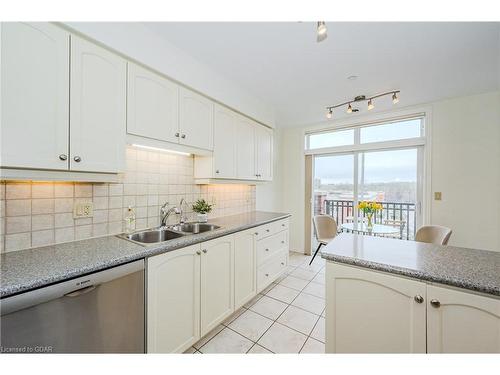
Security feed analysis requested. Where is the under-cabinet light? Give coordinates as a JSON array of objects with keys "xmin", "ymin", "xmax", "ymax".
[{"xmin": 131, "ymin": 144, "xmax": 191, "ymax": 156}]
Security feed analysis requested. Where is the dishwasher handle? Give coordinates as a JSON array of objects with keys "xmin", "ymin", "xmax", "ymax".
[{"xmin": 64, "ymin": 285, "xmax": 98, "ymax": 298}]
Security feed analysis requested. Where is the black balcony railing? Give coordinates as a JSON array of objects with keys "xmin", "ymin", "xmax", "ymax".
[{"xmin": 324, "ymin": 199, "xmax": 417, "ymax": 240}]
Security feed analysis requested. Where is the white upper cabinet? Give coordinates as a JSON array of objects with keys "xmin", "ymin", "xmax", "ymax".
[
  {"xmin": 427, "ymin": 285, "xmax": 500, "ymax": 353},
  {"xmin": 179, "ymin": 87, "xmax": 214, "ymax": 151},
  {"xmin": 213, "ymin": 105, "xmax": 237, "ymax": 178},
  {"xmin": 1, "ymin": 22, "xmax": 70, "ymax": 170},
  {"xmin": 236, "ymin": 116, "xmax": 256, "ymax": 180},
  {"xmin": 255, "ymin": 125, "xmax": 273, "ymax": 181},
  {"xmin": 70, "ymin": 36, "xmax": 126, "ymax": 173},
  {"xmin": 127, "ymin": 62, "xmax": 179, "ymax": 143}
]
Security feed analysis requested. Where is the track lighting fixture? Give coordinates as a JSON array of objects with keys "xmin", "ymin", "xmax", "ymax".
[
  {"xmin": 325, "ymin": 90, "xmax": 400, "ymax": 118},
  {"xmin": 317, "ymin": 22, "xmax": 327, "ymax": 43},
  {"xmin": 367, "ymin": 99, "xmax": 374, "ymax": 110}
]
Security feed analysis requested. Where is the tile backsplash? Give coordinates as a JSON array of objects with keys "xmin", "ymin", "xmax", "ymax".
[{"xmin": 0, "ymin": 146, "xmax": 256, "ymax": 253}]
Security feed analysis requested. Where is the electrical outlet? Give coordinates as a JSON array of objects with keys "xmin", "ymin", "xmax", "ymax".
[
  {"xmin": 74, "ymin": 202, "xmax": 94, "ymax": 218},
  {"xmin": 434, "ymin": 192, "xmax": 442, "ymax": 201}
]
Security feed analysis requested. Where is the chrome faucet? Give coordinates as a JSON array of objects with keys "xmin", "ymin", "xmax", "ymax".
[
  {"xmin": 178, "ymin": 198, "xmax": 189, "ymax": 224},
  {"xmin": 159, "ymin": 202, "xmax": 180, "ymax": 227}
]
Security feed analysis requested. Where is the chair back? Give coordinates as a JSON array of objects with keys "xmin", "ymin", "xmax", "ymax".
[
  {"xmin": 415, "ymin": 225, "xmax": 452, "ymax": 245},
  {"xmin": 313, "ymin": 215, "xmax": 338, "ymax": 243}
]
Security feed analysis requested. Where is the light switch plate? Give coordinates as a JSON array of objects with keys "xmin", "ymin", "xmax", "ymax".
[
  {"xmin": 74, "ymin": 202, "xmax": 94, "ymax": 218},
  {"xmin": 434, "ymin": 192, "xmax": 442, "ymax": 201}
]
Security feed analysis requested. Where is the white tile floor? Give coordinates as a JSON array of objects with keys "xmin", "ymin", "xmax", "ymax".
[{"xmin": 185, "ymin": 252, "xmax": 326, "ymax": 354}]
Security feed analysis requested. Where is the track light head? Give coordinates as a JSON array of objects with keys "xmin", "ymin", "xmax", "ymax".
[
  {"xmin": 326, "ymin": 108, "xmax": 333, "ymax": 119},
  {"xmin": 317, "ymin": 22, "xmax": 327, "ymax": 43},
  {"xmin": 367, "ymin": 99, "xmax": 374, "ymax": 110},
  {"xmin": 392, "ymin": 92, "xmax": 399, "ymax": 104},
  {"xmin": 347, "ymin": 103, "xmax": 353, "ymax": 113}
]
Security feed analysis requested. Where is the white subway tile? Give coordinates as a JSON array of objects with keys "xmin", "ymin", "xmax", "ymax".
[
  {"xmin": 6, "ymin": 200, "xmax": 31, "ymax": 217},
  {"xmin": 6, "ymin": 216, "xmax": 31, "ymax": 234},
  {"xmin": 54, "ymin": 183, "xmax": 74, "ymax": 198},
  {"xmin": 6, "ymin": 183, "xmax": 31, "ymax": 199},
  {"xmin": 54, "ymin": 198, "xmax": 74, "ymax": 213},
  {"xmin": 55, "ymin": 227, "xmax": 75, "ymax": 243},
  {"xmin": 93, "ymin": 184, "xmax": 109, "ymax": 197},
  {"xmin": 93, "ymin": 209, "xmax": 108, "ymax": 224},
  {"xmin": 93, "ymin": 196, "xmax": 108, "ymax": 210},
  {"xmin": 54, "ymin": 213, "xmax": 74, "ymax": 228},
  {"xmin": 108, "ymin": 221, "xmax": 123, "ymax": 234},
  {"xmin": 5, "ymin": 232, "xmax": 31, "ymax": 252},
  {"xmin": 75, "ymin": 225, "xmax": 92, "ymax": 240},
  {"xmin": 92, "ymin": 223, "xmax": 108, "ymax": 237},
  {"xmin": 32, "ymin": 199, "xmax": 55, "ymax": 214},
  {"xmin": 32, "ymin": 214, "xmax": 54, "ymax": 231},
  {"xmin": 108, "ymin": 183, "xmax": 123, "ymax": 196},
  {"xmin": 74, "ymin": 184, "xmax": 93, "ymax": 198}
]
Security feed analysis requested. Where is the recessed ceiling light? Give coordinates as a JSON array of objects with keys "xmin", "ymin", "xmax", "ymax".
[{"xmin": 347, "ymin": 75, "xmax": 358, "ymax": 81}]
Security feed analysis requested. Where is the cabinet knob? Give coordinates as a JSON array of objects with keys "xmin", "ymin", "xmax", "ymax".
[
  {"xmin": 175, "ymin": 132, "xmax": 180, "ymax": 137},
  {"xmin": 59, "ymin": 154, "xmax": 68, "ymax": 161},
  {"xmin": 254, "ymin": 232, "xmax": 259, "ymax": 236},
  {"xmin": 430, "ymin": 299, "xmax": 441, "ymax": 308},
  {"xmin": 202, "ymin": 249, "xmax": 207, "ymax": 253},
  {"xmin": 73, "ymin": 156, "xmax": 81, "ymax": 162},
  {"xmin": 266, "ymin": 229, "xmax": 270, "ymax": 232},
  {"xmin": 265, "ymin": 248, "xmax": 269, "ymax": 252},
  {"xmin": 215, "ymin": 170, "xmax": 220, "ymax": 174},
  {"xmin": 181, "ymin": 134, "xmax": 186, "ymax": 139},
  {"xmin": 265, "ymin": 273, "xmax": 269, "ymax": 277},
  {"xmin": 196, "ymin": 250, "xmax": 201, "ymax": 255},
  {"xmin": 414, "ymin": 295, "xmax": 424, "ymax": 304},
  {"xmin": 281, "ymin": 240, "xmax": 285, "ymax": 244},
  {"xmin": 281, "ymin": 262, "xmax": 285, "ymax": 265}
]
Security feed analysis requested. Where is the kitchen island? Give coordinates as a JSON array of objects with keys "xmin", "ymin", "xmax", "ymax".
[{"xmin": 321, "ymin": 233, "xmax": 500, "ymax": 353}]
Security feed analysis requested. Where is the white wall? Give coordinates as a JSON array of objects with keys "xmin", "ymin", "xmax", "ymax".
[
  {"xmin": 431, "ymin": 91, "xmax": 500, "ymax": 251},
  {"xmin": 62, "ymin": 22, "xmax": 275, "ymax": 127},
  {"xmin": 276, "ymin": 91, "xmax": 500, "ymax": 252}
]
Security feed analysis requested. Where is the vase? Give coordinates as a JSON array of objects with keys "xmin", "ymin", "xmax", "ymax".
[
  {"xmin": 366, "ymin": 214, "xmax": 373, "ymax": 230},
  {"xmin": 197, "ymin": 213, "xmax": 208, "ymax": 223}
]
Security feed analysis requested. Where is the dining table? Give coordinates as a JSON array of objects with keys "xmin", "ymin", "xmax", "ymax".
[{"xmin": 340, "ymin": 222, "xmax": 401, "ymax": 237}]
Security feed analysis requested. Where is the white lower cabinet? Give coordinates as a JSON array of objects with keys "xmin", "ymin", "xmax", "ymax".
[
  {"xmin": 147, "ymin": 244, "xmax": 201, "ymax": 353},
  {"xmin": 427, "ymin": 285, "xmax": 500, "ymax": 353},
  {"xmin": 200, "ymin": 236, "xmax": 235, "ymax": 336},
  {"xmin": 325, "ymin": 262, "xmax": 427, "ymax": 353},
  {"xmin": 325, "ymin": 262, "xmax": 500, "ymax": 353},
  {"xmin": 234, "ymin": 229, "xmax": 257, "ymax": 309}
]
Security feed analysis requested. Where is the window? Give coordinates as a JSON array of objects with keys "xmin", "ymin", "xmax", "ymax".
[
  {"xmin": 305, "ymin": 116, "xmax": 424, "ymax": 152},
  {"xmin": 360, "ymin": 119, "xmax": 422, "ymax": 144},
  {"xmin": 308, "ymin": 129, "xmax": 354, "ymax": 150}
]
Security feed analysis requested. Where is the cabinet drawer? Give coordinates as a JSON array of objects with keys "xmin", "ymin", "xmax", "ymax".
[
  {"xmin": 254, "ymin": 219, "xmax": 289, "ymax": 240},
  {"xmin": 257, "ymin": 230, "xmax": 288, "ymax": 266},
  {"xmin": 257, "ymin": 250, "xmax": 288, "ymax": 292}
]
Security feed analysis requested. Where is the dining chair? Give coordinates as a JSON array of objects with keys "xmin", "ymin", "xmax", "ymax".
[
  {"xmin": 415, "ymin": 225, "xmax": 452, "ymax": 245},
  {"xmin": 383, "ymin": 219, "xmax": 406, "ymax": 239},
  {"xmin": 311, "ymin": 215, "xmax": 338, "ymax": 265}
]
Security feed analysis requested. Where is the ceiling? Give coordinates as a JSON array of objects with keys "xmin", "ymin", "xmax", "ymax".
[{"xmin": 144, "ymin": 22, "xmax": 500, "ymax": 127}]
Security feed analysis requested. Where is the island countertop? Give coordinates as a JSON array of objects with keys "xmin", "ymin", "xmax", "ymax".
[
  {"xmin": 0, "ymin": 211, "xmax": 290, "ymax": 298},
  {"xmin": 321, "ymin": 233, "xmax": 500, "ymax": 297}
]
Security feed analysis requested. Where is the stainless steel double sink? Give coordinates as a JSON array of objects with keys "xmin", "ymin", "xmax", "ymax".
[{"xmin": 120, "ymin": 223, "xmax": 221, "ymax": 244}]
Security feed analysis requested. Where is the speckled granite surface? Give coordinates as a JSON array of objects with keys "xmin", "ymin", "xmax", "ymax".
[
  {"xmin": 321, "ymin": 233, "xmax": 500, "ymax": 297},
  {"xmin": 1, "ymin": 211, "xmax": 290, "ymax": 298}
]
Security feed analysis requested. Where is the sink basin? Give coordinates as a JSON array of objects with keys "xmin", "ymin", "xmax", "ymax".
[
  {"xmin": 170, "ymin": 223, "xmax": 221, "ymax": 234},
  {"xmin": 123, "ymin": 228, "xmax": 185, "ymax": 244}
]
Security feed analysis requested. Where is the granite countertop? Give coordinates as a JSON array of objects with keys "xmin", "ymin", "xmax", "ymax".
[
  {"xmin": 0, "ymin": 211, "xmax": 290, "ymax": 298},
  {"xmin": 321, "ymin": 233, "xmax": 500, "ymax": 297}
]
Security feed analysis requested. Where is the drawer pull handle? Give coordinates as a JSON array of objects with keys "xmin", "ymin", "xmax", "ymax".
[
  {"xmin": 430, "ymin": 299, "xmax": 441, "ymax": 308},
  {"xmin": 266, "ymin": 229, "xmax": 270, "ymax": 232},
  {"xmin": 281, "ymin": 262, "xmax": 284, "ymax": 265},
  {"xmin": 265, "ymin": 273, "xmax": 269, "ymax": 277},
  {"xmin": 265, "ymin": 248, "xmax": 269, "ymax": 252},
  {"xmin": 281, "ymin": 241, "xmax": 285, "ymax": 244},
  {"xmin": 282, "ymin": 224, "xmax": 285, "ymax": 227}
]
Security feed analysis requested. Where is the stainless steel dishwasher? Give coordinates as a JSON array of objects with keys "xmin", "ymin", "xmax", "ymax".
[{"xmin": 0, "ymin": 260, "xmax": 144, "ymax": 353}]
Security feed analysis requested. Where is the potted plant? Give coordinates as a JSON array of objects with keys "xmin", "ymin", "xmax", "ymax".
[
  {"xmin": 357, "ymin": 201, "xmax": 383, "ymax": 230},
  {"xmin": 192, "ymin": 199, "xmax": 213, "ymax": 223}
]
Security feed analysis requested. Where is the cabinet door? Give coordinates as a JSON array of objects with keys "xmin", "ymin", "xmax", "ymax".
[
  {"xmin": 234, "ymin": 229, "xmax": 257, "ymax": 308},
  {"xmin": 127, "ymin": 62, "xmax": 179, "ymax": 143},
  {"xmin": 200, "ymin": 235, "xmax": 234, "ymax": 336},
  {"xmin": 213, "ymin": 105, "xmax": 236, "ymax": 178},
  {"xmin": 427, "ymin": 285, "xmax": 500, "ymax": 353},
  {"xmin": 236, "ymin": 117, "xmax": 256, "ymax": 179},
  {"xmin": 147, "ymin": 244, "xmax": 201, "ymax": 353},
  {"xmin": 70, "ymin": 36, "xmax": 126, "ymax": 173},
  {"xmin": 1, "ymin": 22, "xmax": 69, "ymax": 170},
  {"xmin": 179, "ymin": 87, "xmax": 214, "ymax": 151},
  {"xmin": 255, "ymin": 125, "xmax": 273, "ymax": 181},
  {"xmin": 325, "ymin": 262, "xmax": 426, "ymax": 353}
]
